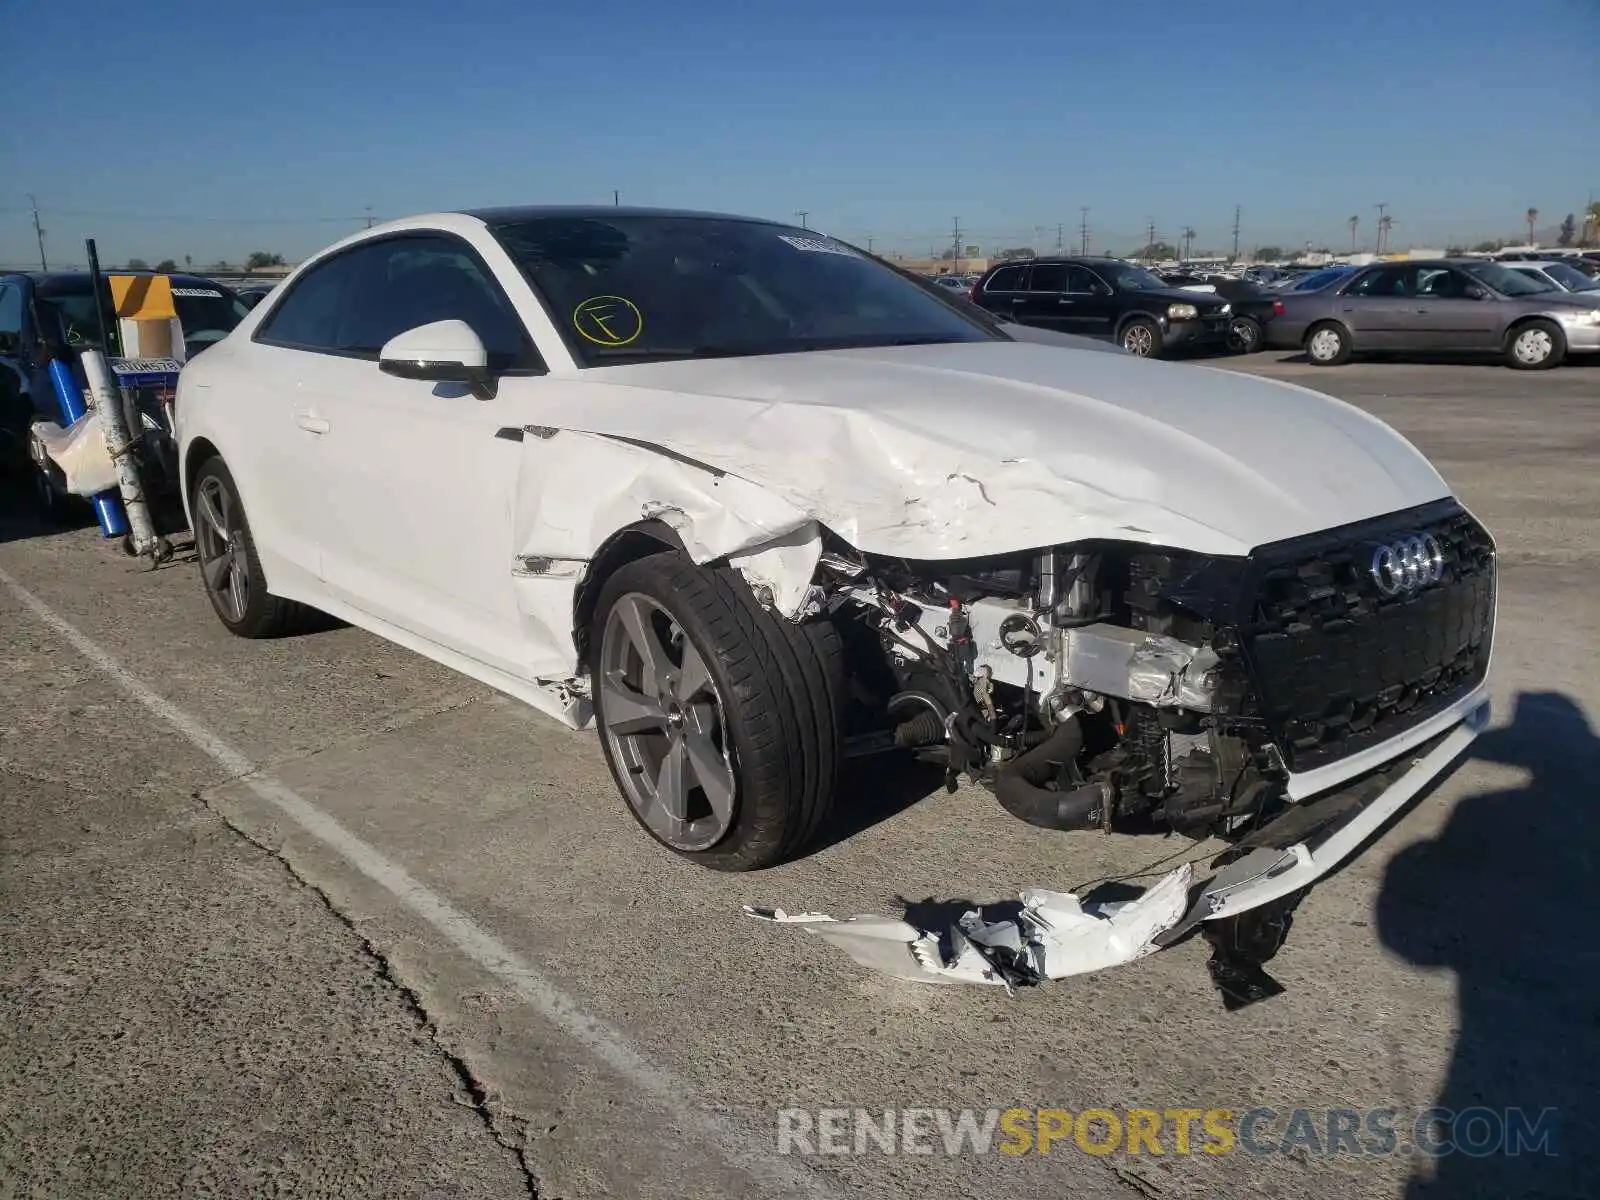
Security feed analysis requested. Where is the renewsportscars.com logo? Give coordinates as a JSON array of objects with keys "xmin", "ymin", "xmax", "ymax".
[{"xmin": 775, "ymin": 1106, "xmax": 1561, "ymax": 1159}]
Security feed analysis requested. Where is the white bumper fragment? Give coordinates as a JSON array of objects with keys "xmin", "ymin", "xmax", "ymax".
[{"xmin": 745, "ymin": 863, "xmax": 1193, "ymax": 992}]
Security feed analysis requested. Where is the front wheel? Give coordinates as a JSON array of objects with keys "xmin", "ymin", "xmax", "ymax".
[
  {"xmin": 1226, "ymin": 316, "xmax": 1263, "ymax": 355},
  {"xmin": 1120, "ymin": 317, "xmax": 1162, "ymax": 358},
  {"xmin": 1505, "ymin": 320, "xmax": 1565, "ymax": 370},
  {"xmin": 590, "ymin": 553, "xmax": 840, "ymax": 871}
]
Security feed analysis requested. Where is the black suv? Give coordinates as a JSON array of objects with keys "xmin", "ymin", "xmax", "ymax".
[{"xmin": 969, "ymin": 257, "xmax": 1232, "ymax": 358}]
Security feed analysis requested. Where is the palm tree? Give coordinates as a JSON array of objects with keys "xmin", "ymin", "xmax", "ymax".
[
  {"xmin": 1378, "ymin": 214, "xmax": 1393, "ymax": 254},
  {"xmin": 1348, "ymin": 215, "xmax": 1360, "ymax": 251},
  {"xmin": 1526, "ymin": 207, "xmax": 1539, "ymax": 245}
]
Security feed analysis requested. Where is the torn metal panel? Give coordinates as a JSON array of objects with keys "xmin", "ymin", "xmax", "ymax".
[
  {"xmin": 519, "ymin": 342, "xmax": 1452, "ymax": 560},
  {"xmin": 746, "ymin": 863, "xmax": 1193, "ymax": 992},
  {"xmin": 1059, "ymin": 624, "xmax": 1223, "ymax": 710}
]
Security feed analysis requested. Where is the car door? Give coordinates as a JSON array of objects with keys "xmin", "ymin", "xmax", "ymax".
[
  {"xmin": 1066, "ymin": 265, "xmax": 1118, "ymax": 338},
  {"xmin": 1410, "ymin": 268, "xmax": 1502, "ymax": 350},
  {"xmin": 292, "ymin": 233, "xmax": 545, "ymax": 680},
  {"xmin": 1336, "ymin": 265, "xmax": 1417, "ymax": 348},
  {"xmin": 975, "ymin": 263, "xmax": 1029, "ymax": 322},
  {"xmin": 0, "ymin": 283, "xmax": 30, "ymax": 461},
  {"xmin": 1014, "ymin": 263, "xmax": 1071, "ymax": 332}
]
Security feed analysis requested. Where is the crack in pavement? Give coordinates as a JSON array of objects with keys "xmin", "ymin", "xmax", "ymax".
[{"xmin": 188, "ymin": 785, "xmax": 544, "ymax": 1199}]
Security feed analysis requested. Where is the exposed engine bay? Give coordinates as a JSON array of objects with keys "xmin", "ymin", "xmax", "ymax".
[{"xmin": 793, "ymin": 497, "xmax": 1496, "ymax": 849}]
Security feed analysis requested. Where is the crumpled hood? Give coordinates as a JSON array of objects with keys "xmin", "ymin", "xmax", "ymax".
[{"xmin": 547, "ymin": 341, "xmax": 1451, "ymax": 558}]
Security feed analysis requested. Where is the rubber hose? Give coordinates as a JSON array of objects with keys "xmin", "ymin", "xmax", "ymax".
[{"xmin": 992, "ymin": 718, "xmax": 1111, "ymax": 832}]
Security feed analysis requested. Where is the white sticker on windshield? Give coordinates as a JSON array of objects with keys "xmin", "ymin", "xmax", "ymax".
[
  {"xmin": 777, "ymin": 235, "xmax": 859, "ymax": 258},
  {"xmin": 170, "ymin": 288, "xmax": 223, "ymax": 297}
]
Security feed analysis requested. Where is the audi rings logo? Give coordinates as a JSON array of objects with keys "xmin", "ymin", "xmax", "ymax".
[{"xmin": 1370, "ymin": 534, "xmax": 1445, "ymax": 596}]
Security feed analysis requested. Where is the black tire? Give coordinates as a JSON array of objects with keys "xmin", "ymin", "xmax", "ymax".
[
  {"xmin": 1120, "ymin": 316, "xmax": 1163, "ymax": 358},
  {"xmin": 1226, "ymin": 316, "xmax": 1263, "ymax": 355},
  {"xmin": 589, "ymin": 552, "xmax": 840, "ymax": 871},
  {"xmin": 190, "ymin": 456, "xmax": 315, "ymax": 638},
  {"xmin": 1304, "ymin": 321, "xmax": 1353, "ymax": 366},
  {"xmin": 1504, "ymin": 319, "xmax": 1566, "ymax": 370}
]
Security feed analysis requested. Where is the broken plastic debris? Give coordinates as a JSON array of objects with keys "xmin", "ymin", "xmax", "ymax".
[{"xmin": 745, "ymin": 862, "xmax": 1193, "ymax": 993}]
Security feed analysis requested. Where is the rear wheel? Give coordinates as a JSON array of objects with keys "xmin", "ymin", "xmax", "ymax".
[
  {"xmin": 590, "ymin": 552, "xmax": 840, "ymax": 871},
  {"xmin": 1305, "ymin": 321, "xmax": 1352, "ymax": 366},
  {"xmin": 1120, "ymin": 317, "xmax": 1162, "ymax": 358},
  {"xmin": 1505, "ymin": 320, "xmax": 1565, "ymax": 370},
  {"xmin": 191, "ymin": 456, "xmax": 315, "ymax": 637}
]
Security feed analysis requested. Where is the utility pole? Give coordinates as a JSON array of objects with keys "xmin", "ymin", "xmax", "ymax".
[
  {"xmin": 1182, "ymin": 226, "xmax": 1196, "ymax": 262},
  {"xmin": 1375, "ymin": 202, "xmax": 1389, "ymax": 254},
  {"xmin": 1232, "ymin": 205, "xmax": 1241, "ymax": 261},
  {"xmin": 866, "ymin": 235, "xmax": 874, "ymax": 253},
  {"xmin": 28, "ymin": 194, "xmax": 47, "ymax": 270},
  {"xmin": 795, "ymin": 211, "xmax": 809, "ymax": 229},
  {"xmin": 1080, "ymin": 207, "xmax": 1090, "ymax": 255},
  {"xmin": 365, "ymin": 205, "xmax": 375, "ymax": 229},
  {"xmin": 1056, "ymin": 223, "xmax": 1064, "ymax": 252},
  {"xmin": 1146, "ymin": 218, "xmax": 1157, "ymax": 259},
  {"xmin": 952, "ymin": 217, "xmax": 963, "ymax": 273},
  {"xmin": 613, "ymin": 189, "xmax": 620, "ymax": 206}
]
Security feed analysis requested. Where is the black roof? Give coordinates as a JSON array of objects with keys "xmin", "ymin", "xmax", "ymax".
[{"xmin": 464, "ymin": 204, "xmax": 790, "ymax": 227}]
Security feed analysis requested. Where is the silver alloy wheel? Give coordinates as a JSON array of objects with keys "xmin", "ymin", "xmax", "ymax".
[
  {"xmin": 1227, "ymin": 318, "xmax": 1259, "ymax": 353},
  {"xmin": 1123, "ymin": 323, "xmax": 1155, "ymax": 356},
  {"xmin": 599, "ymin": 592, "xmax": 737, "ymax": 851},
  {"xmin": 194, "ymin": 476, "xmax": 249, "ymax": 623},
  {"xmin": 1308, "ymin": 327, "xmax": 1344, "ymax": 362},
  {"xmin": 1513, "ymin": 327, "xmax": 1554, "ymax": 365}
]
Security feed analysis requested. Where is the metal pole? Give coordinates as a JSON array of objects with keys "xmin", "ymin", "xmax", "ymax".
[
  {"xmin": 84, "ymin": 239, "xmax": 122, "ymax": 358},
  {"xmin": 29, "ymin": 194, "xmax": 47, "ymax": 270},
  {"xmin": 82, "ymin": 349, "xmax": 168, "ymax": 564}
]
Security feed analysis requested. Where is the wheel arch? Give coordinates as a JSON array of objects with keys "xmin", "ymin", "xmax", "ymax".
[
  {"xmin": 571, "ymin": 519, "xmax": 687, "ymax": 670},
  {"xmin": 1114, "ymin": 309, "xmax": 1162, "ymax": 340}
]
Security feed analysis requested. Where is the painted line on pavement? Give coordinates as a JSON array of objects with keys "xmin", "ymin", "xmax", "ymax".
[{"xmin": 0, "ymin": 564, "xmax": 840, "ymax": 1200}]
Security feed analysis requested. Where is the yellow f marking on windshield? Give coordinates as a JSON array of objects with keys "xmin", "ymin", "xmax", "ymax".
[{"xmin": 573, "ymin": 295, "xmax": 642, "ymax": 346}]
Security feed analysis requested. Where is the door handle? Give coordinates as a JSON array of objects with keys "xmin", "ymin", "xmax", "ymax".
[
  {"xmin": 1413, "ymin": 307, "xmax": 1429, "ymax": 313},
  {"xmin": 1057, "ymin": 298, "xmax": 1076, "ymax": 305},
  {"xmin": 295, "ymin": 411, "xmax": 330, "ymax": 434}
]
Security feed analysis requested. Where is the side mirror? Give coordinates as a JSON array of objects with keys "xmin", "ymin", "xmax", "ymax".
[
  {"xmin": 379, "ymin": 319, "xmax": 495, "ymax": 399},
  {"xmin": 1463, "ymin": 284, "xmax": 1488, "ymax": 300}
]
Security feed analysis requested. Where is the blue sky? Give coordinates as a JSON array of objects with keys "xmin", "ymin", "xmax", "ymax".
[{"xmin": 3, "ymin": 0, "xmax": 1596, "ymax": 266}]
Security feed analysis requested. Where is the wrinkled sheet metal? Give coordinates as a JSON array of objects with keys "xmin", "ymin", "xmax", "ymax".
[
  {"xmin": 746, "ymin": 863, "xmax": 1193, "ymax": 993},
  {"xmin": 31, "ymin": 416, "xmax": 118, "ymax": 497},
  {"xmin": 520, "ymin": 342, "xmax": 1450, "ymax": 561}
]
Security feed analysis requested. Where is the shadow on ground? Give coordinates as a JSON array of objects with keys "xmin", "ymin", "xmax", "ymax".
[
  {"xmin": 807, "ymin": 752, "xmax": 945, "ymax": 855},
  {"xmin": 1377, "ymin": 691, "xmax": 1599, "ymax": 1197}
]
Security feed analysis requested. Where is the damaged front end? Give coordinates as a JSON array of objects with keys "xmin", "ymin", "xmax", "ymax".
[{"xmin": 750, "ymin": 498, "xmax": 1496, "ymax": 993}]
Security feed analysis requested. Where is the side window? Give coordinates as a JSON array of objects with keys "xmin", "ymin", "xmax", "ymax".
[
  {"xmin": 334, "ymin": 236, "xmax": 538, "ymax": 370},
  {"xmin": 258, "ymin": 236, "xmax": 539, "ymax": 371},
  {"xmin": 984, "ymin": 265, "xmax": 1027, "ymax": 292},
  {"xmin": 0, "ymin": 285, "xmax": 23, "ymax": 354},
  {"xmin": 1027, "ymin": 264, "xmax": 1067, "ymax": 294},
  {"xmin": 1346, "ymin": 267, "xmax": 1412, "ymax": 297},
  {"xmin": 1064, "ymin": 266, "xmax": 1099, "ymax": 294},
  {"xmin": 257, "ymin": 251, "xmax": 367, "ymax": 350}
]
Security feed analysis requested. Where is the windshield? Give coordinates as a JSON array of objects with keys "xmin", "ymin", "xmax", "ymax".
[
  {"xmin": 35, "ymin": 280, "xmax": 248, "ymax": 352},
  {"xmin": 1461, "ymin": 261, "xmax": 1557, "ymax": 296},
  {"xmin": 1542, "ymin": 262, "xmax": 1600, "ymax": 291},
  {"xmin": 1097, "ymin": 262, "xmax": 1172, "ymax": 291},
  {"xmin": 488, "ymin": 215, "xmax": 999, "ymax": 365}
]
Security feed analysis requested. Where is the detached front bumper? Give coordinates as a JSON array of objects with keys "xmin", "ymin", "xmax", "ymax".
[
  {"xmin": 748, "ymin": 683, "xmax": 1491, "ymax": 993},
  {"xmin": 1154, "ymin": 682, "xmax": 1492, "ymax": 945}
]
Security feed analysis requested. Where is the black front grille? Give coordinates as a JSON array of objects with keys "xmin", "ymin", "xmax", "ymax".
[{"xmin": 1240, "ymin": 500, "xmax": 1495, "ymax": 771}]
